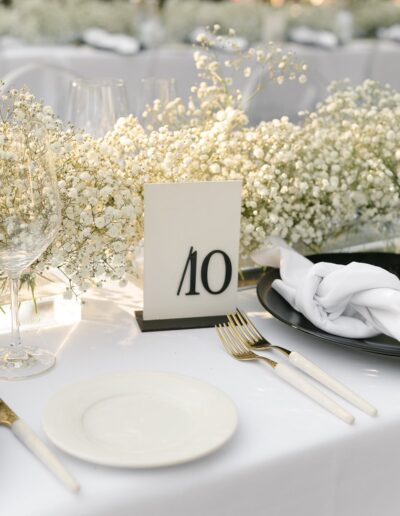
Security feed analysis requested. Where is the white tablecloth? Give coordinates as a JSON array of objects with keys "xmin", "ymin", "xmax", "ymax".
[
  {"xmin": 0, "ymin": 44, "xmax": 200, "ymax": 121},
  {"xmin": 1, "ymin": 41, "xmax": 400, "ymax": 123},
  {"xmin": 2, "ymin": 283, "xmax": 400, "ymax": 516}
]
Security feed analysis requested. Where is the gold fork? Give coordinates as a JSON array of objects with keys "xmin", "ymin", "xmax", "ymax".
[
  {"xmin": 216, "ymin": 324, "xmax": 354, "ymax": 424},
  {"xmin": 228, "ymin": 309, "xmax": 290, "ymax": 355},
  {"xmin": 227, "ymin": 309, "xmax": 377, "ymax": 417}
]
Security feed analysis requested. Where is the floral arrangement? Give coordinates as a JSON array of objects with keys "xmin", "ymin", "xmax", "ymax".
[
  {"xmin": 1, "ymin": 29, "xmax": 400, "ymax": 294},
  {"xmin": 2, "ymin": 0, "xmax": 400, "ymax": 46},
  {"xmin": 292, "ymin": 0, "xmax": 400, "ymax": 39},
  {"xmin": 352, "ymin": 0, "xmax": 400, "ymax": 37},
  {"xmin": 164, "ymin": 0, "xmax": 400, "ymax": 44},
  {"xmin": 132, "ymin": 77, "xmax": 400, "ymax": 257},
  {"xmin": 0, "ymin": 87, "xmax": 143, "ymax": 294},
  {"xmin": 163, "ymin": 0, "xmax": 263, "ymax": 44},
  {"xmin": 0, "ymin": 0, "xmax": 135, "ymax": 44}
]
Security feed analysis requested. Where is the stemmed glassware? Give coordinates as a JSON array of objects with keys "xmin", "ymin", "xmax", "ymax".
[
  {"xmin": 0, "ymin": 121, "xmax": 61, "ymax": 380},
  {"xmin": 137, "ymin": 77, "xmax": 177, "ymax": 131},
  {"xmin": 67, "ymin": 78, "xmax": 129, "ymax": 138}
]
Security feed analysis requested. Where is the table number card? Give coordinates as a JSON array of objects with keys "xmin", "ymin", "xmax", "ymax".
[{"xmin": 136, "ymin": 181, "xmax": 242, "ymax": 331}]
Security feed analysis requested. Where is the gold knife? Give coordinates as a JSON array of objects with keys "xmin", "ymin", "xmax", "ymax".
[{"xmin": 0, "ymin": 399, "xmax": 80, "ymax": 493}]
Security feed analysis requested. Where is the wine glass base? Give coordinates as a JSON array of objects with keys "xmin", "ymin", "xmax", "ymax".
[{"xmin": 0, "ymin": 346, "xmax": 56, "ymax": 380}]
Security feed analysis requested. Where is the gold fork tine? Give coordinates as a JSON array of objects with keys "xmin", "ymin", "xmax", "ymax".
[
  {"xmin": 218, "ymin": 324, "xmax": 252, "ymax": 358},
  {"xmin": 218, "ymin": 324, "xmax": 243, "ymax": 357},
  {"xmin": 227, "ymin": 319, "xmax": 255, "ymax": 349},
  {"xmin": 228, "ymin": 312, "xmax": 258, "ymax": 344},
  {"xmin": 225, "ymin": 324, "xmax": 249, "ymax": 356},
  {"xmin": 234, "ymin": 309, "xmax": 289, "ymax": 356},
  {"xmin": 236, "ymin": 308, "xmax": 264, "ymax": 340},
  {"xmin": 216, "ymin": 325, "xmax": 234, "ymax": 357}
]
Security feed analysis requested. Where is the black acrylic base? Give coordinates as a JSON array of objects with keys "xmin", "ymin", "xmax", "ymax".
[{"xmin": 135, "ymin": 311, "xmax": 228, "ymax": 332}]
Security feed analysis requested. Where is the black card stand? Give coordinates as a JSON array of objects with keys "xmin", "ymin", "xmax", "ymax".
[{"xmin": 135, "ymin": 311, "xmax": 229, "ymax": 332}]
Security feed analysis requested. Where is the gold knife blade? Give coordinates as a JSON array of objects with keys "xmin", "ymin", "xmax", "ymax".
[{"xmin": 0, "ymin": 399, "xmax": 18, "ymax": 426}]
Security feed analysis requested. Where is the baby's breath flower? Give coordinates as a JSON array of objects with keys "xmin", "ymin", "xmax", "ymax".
[{"xmin": 2, "ymin": 42, "xmax": 397, "ymax": 289}]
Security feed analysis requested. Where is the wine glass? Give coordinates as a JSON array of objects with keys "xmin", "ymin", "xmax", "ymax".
[
  {"xmin": 0, "ymin": 121, "xmax": 61, "ymax": 380},
  {"xmin": 137, "ymin": 77, "xmax": 177, "ymax": 131},
  {"xmin": 67, "ymin": 78, "xmax": 129, "ymax": 138}
]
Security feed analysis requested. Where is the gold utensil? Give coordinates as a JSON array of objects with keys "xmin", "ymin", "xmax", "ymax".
[
  {"xmin": 0, "ymin": 399, "xmax": 80, "ymax": 493},
  {"xmin": 216, "ymin": 323, "xmax": 354, "ymax": 424},
  {"xmin": 228, "ymin": 309, "xmax": 377, "ymax": 417}
]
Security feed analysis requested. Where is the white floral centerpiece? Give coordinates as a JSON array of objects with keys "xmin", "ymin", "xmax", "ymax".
[
  {"xmin": 0, "ymin": 87, "xmax": 143, "ymax": 297},
  {"xmin": 0, "ymin": 0, "xmax": 135, "ymax": 44},
  {"xmin": 163, "ymin": 0, "xmax": 263, "ymax": 44},
  {"xmin": 353, "ymin": 0, "xmax": 400, "ymax": 37},
  {"xmin": 1, "ymin": 29, "xmax": 400, "ymax": 298}
]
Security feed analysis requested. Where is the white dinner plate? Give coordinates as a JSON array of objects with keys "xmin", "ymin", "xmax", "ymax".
[{"xmin": 42, "ymin": 372, "xmax": 238, "ymax": 468}]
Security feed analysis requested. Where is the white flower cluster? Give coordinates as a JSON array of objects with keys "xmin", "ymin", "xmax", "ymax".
[
  {"xmin": 353, "ymin": 1, "xmax": 400, "ymax": 37},
  {"xmin": 0, "ymin": 87, "xmax": 143, "ymax": 291},
  {"xmin": 239, "ymin": 79, "xmax": 400, "ymax": 254},
  {"xmin": 47, "ymin": 130, "xmax": 143, "ymax": 292},
  {"xmin": 1, "ymin": 0, "xmax": 398, "ymax": 46},
  {"xmin": 164, "ymin": 0, "xmax": 263, "ymax": 44},
  {"xmin": 0, "ymin": 0, "xmax": 135, "ymax": 44},
  {"xmin": 289, "ymin": 1, "xmax": 400, "ymax": 39},
  {"xmin": 2, "ymin": 38, "xmax": 400, "ymax": 292},
  {"xmin": 164, "ymin": 0, "xmax": 400, "ymax": 44},
  {"xmin": 117, "ymin": 42, "xmax": 400, "ymax": 258}
]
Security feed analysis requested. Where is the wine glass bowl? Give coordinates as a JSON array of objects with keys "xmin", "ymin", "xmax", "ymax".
[
  {"xmin": 0, "ymin": 121, "xmax": 61, "ymax": 379},
  {"xmin": 67, "ymin": 78, "xmax": 129, "ymax": 138},
  {"xmin": 138, "ymin": 77, "xmax": 177, "ymax": 131}
]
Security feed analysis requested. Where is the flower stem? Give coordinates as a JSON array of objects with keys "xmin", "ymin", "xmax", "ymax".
[{"xmin": 9, "ymin": 277, "xmax": 21, "ymax": 348}]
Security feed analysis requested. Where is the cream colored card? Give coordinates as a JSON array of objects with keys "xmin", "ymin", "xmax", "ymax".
[{"xmin": 143, "ymin": 181, "xmax": 242, "ymax": 321}]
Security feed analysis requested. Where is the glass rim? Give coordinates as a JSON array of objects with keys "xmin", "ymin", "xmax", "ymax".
[
  {"xmin": 140, "ymin": 77, "xmax": 176, "ymax": 85},
  {"xmin": 70, "ymin": 77, "xmax": 126, "ymax": 88}
]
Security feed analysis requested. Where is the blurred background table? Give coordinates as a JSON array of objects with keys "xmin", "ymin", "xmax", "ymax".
[{"xmin": 2, "ymin": 40, "xmax": 400, "ymax": 124}]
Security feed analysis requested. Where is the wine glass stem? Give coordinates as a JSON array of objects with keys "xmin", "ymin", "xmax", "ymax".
[{"xmin": 9, "ymin": 277, "xmax": 21, "ymax": 348}]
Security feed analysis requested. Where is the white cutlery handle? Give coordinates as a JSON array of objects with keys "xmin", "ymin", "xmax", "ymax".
[
  {"xmin": 274, "ymin": 362, "xmax": 355, "ymax": 425},
  {"xmin": 289, "ymin": 351, "xmax": 377, "ymax": 417},
  {"xmin": 12, "ymin": 419, "xmax": 80, "ymax": 493}
]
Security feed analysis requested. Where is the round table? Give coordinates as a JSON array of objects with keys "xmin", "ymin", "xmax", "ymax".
[{"xmin": 1, "ymin": 281, "xmax": 400, "ymax": 516}]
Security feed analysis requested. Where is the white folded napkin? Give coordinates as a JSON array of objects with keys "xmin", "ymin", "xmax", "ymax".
[
  {"xmin": 289, "ymin": 26, "xmax": 338, "ymax": 49},
  {"xmin": 82, "ymin": 28, "xmax": 140, "ymax": 55},
  {"xmin": 252, "ymin": 238, "xmax": 400, "ymax": 340}
]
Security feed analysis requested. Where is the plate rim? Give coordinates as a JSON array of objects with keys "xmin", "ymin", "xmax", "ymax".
[
  {"xmin": 42, "ymin": 371, "xmax": 238, "ymax": 468},
  {"xmin": 256, "ymin": 252, "xmax": 400, "ymax": 356}
]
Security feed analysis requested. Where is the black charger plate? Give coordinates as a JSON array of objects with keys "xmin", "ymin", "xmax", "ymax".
[{"xmin": 256, "ymin": 252, "xmax": 400, "ymax": 356}]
